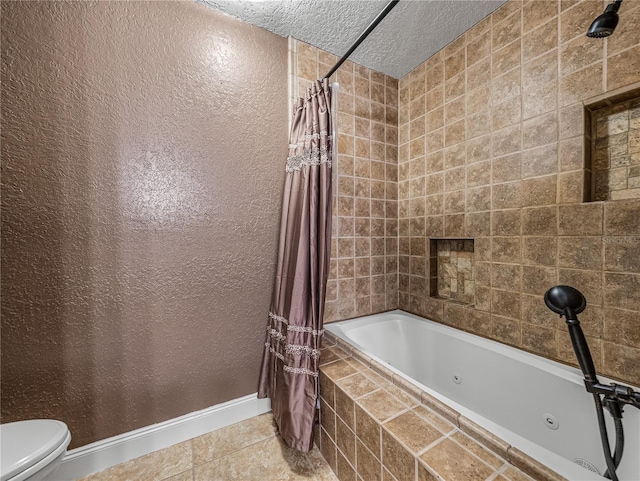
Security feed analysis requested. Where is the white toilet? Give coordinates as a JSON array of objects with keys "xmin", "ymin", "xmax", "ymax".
[{"xmin": 0, "ymin": 420, "xmax": 71, "ymax": 481}]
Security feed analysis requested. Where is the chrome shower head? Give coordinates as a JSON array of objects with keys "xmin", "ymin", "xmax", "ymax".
[{"xmin": 587, "ymin": 0, "xmax": 622, "ymax": 38}]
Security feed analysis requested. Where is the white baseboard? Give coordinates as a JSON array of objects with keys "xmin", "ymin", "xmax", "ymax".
[{"xmin": 56, "ymin": 393, "xmax": 271, "ymax": 480}]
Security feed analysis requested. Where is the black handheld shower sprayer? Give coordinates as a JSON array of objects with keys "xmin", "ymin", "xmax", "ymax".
[{"xmin": 545, "ymin": 285, "xmax": 640, "ymax": 481}]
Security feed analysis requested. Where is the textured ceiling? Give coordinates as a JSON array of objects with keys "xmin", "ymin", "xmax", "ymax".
[{"xmin": 199, "ymin": 0, "xmax": 508, "ymax": 79}]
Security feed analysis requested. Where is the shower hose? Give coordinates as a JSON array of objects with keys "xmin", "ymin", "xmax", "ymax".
[{"xmin": 593, "ymin": 393, "xmax": 624, "ymax": 481}]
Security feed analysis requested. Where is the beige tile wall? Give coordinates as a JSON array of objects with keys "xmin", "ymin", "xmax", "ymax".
[
  {"xmin": 290, "ymin": 40, "xmax": 399, "ymax": 322},
  {"xmin": 397, "ymin": 0, "xmax": 640, "ymax": 387}
]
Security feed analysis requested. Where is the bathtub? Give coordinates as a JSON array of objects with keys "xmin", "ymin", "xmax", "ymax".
[{"xmin": 326, "ymin": 310, "xmax": 640, "ymax": 481}]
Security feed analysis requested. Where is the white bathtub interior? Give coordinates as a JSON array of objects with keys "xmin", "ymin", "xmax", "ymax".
[{"xmin": 326, "ymin": 310, "xmax": 640, "ymax": 481}]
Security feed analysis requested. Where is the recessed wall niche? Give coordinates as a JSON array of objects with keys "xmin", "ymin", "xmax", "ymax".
[
  {"xmin": 429, "ymin": 239, "xmax": 474, "ymax": 305},
  {"xmin": 587, "ymin": 92, "xmax": 640, "ymax": 201}
]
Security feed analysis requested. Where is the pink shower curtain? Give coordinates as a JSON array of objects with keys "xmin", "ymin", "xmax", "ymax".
[{"xmin": 258, "ymin": 79, "xmax": 333, "ymax": 452}]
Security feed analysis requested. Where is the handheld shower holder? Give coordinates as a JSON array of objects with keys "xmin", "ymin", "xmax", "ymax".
[{"xmin": 583, "ymin": 379, "xmax": 640, "ymax": 413}]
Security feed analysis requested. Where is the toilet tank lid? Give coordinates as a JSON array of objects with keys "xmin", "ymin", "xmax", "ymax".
[{"xmin": 0, "ymin": 420, "xmax": 70, "ymax": 481}]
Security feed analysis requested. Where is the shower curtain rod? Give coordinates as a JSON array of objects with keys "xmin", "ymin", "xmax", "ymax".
[{"xmin": 323, "ymin": 0, "xmax": 400, "ymax": 79}]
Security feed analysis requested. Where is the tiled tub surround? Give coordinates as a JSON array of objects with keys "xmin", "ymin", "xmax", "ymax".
[
  {"xmin": 294, "ymin": 0, "xmax": 640, "ymax": 396},
  {"xmin": 323, "ymin": 311, "xmax": 640, "ymax": 481},
  {"xmin": 78, "ymin": 413, "xmax": 338, "ymax": 481},
  {"xmin": 318, "ymin": 336, "xmax": 552, "ymax": 481},
  {"xmin": 396, "ymin": 0, "xmax": 640, "ymax": 389},
  {"xmin": 591, "ymin": 96, "xmax": 640, "ymax": 201}
]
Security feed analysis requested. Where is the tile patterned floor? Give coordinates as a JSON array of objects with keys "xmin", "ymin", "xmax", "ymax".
[{"xmin": 78, "ymin": 413, "xmax": 339, "ymax": 481}]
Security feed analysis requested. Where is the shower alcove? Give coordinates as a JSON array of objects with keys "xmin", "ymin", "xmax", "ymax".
[
  {"xmin": 585, "ymin": 87, "xmax": 640, "ymax": 202},
  {"xmin": 429, "ymin": 238, "xmax": 475, "ymax": 306}
]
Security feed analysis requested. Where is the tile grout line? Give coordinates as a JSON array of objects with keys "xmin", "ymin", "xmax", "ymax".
[{"xmin": 190, "ymin": 438, "xmax": 195, "ymax": 481}]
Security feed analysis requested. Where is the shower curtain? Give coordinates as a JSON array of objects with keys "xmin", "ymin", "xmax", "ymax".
[{"xmin": 258, "ymin": 79, "xmax": 333, "ymax": 452}]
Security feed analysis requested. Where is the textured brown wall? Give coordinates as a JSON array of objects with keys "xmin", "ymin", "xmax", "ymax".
[
  {"xmin": 1, "ymin": 1, "xmax": 287, "ymax": 447},
  {"xmin": 397, "ymin": 0, "xmax": 640, "ymax": 386}
]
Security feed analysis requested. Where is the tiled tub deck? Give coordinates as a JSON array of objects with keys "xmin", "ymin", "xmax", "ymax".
[{"xmin": 318, "ymin": 332, "xmax": 567, "ymax": 481}]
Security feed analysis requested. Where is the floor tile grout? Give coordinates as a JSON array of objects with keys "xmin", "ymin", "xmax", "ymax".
[{"xmin": 193, "ymin": 432, "xmax": 280, "ymax": 468}]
